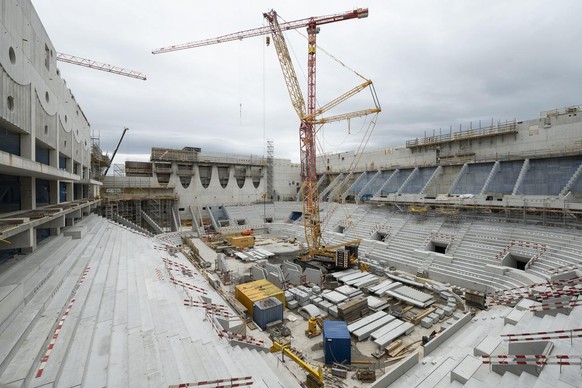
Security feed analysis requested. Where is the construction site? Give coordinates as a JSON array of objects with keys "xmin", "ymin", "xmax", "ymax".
[{"xmin": 2, "ymin": 1, "xmax": 582, "ymax": 387}]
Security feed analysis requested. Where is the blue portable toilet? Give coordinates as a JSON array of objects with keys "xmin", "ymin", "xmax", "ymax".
[{"xmin": 322, "ymin": 320, "xmax": 351, "ymax": 365}]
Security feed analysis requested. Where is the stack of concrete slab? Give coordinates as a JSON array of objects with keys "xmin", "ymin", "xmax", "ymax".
[
  {"xmin": 351, "ymin": 273, "xmax": 380, "ymax": 289},
  {"xmin": 321, "ymin": 290, "xmax": 349, "ymax": 304},
  {"xmin": 335, "ymin": 285, "xmax": 363, "ymax": 298},
  {"xmin": 367, "ymin": 296, "xmax": 389, "ymax": 311},
  {"xmin": 288, "ymin": 288, "xmax": 311, "ymax": 306},
  {"xmin": 329, "ymin": 305, "xmax": 339, "ymax": 318},
  {"xmin": 373, "ymin": 321, "xmax": 414, "ymax": 348},
  {"xmin": 320, "ymin": 300, "xmax": 334, "ymax": 313},
  {"xmin": 348, "ymin": 311, "xmax": 387, "ymax": 333},
  {"xmin": 284, "ymin": 290, "xmax": 295, "ymax": 302},
  {"xmin": 421, "ymin": 317, "xmax": 433, "ymax": 328},
  {"xmin": 297, "ymin": 285, "xmax": 314, "ymax": 295},
  {"xmin": 385, "ymin": 284, "xmax": 435, "ymax": 308},
  {"xmin": 427, "ymin": 312, "xmax": 440, "ymax": 324},
  {"xmin": 369, "ymin": 280, "xmax": 394, "ymax": 296},
  {"xmin": 351, "ymin": 313, "xmax": 396, "ymax": 341},
  {"xmin": 247, "ymin": 249, "xmax": 274, "ymax": 260},
  {"xmin": 287, "ymin": 300, "xmax": 299, "ymax": 309},
  {"xmin": 235, "ymin": 252, "xmax": 255, "ymax": 262},
  {"xmin": 443, "ymin": 305, "xmax": 455, "ymax": 316},
  {"xmin": 339, "ymin": 272, "xmax": 370, "ymax": 286},
  {"xmin": 370, "ymin": 317, "xmax": 402, "ymax": 341}
]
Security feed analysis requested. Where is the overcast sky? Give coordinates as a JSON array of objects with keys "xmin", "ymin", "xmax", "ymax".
[{"xmin": 32, "ymin": 1, "xmax": 582, "ymax": 165}]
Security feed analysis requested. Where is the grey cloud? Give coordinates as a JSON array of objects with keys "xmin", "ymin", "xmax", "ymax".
[{"xmin": 32, "ymin": 0, "xmax": 582, "ymax": 162}]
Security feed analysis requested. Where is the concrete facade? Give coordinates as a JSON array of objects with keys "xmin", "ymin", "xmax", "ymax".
[
  {"xmin": 0, "ymin": 0, "xmax": 101, "ymax": 254},
  {"xmin": 317, "ymin": 107, "xmax": 582, "ymax": 210},
  {"xmin": 104, "ymin": 148, "xmax": 301, "ymax": 219}
]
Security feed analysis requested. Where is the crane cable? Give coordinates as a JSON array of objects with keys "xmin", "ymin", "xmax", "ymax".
[
  {"xmin": 279, "ymin": 14, "xmax": 370, "ymax": 82},
  {"xmin": 318, "ymin": 112, "xmax": 379, "ymax": 238}
]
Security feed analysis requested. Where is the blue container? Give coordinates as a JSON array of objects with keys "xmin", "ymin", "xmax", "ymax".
[
  {"xmin": 322, "ymin": 320, "xmax": 351, "ymax": 365},
  {"xmin": 253, "ymin": 297, "xmax": 283, "ymax": 330}
]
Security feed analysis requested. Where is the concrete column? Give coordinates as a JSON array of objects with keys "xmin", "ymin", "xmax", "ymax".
[
  {"xmin": 49, "ymin": 180, "xmax": 58, "ymax": 204},
  {"xmin": 65, "ymin": 182, "xmax": 73, "ymax": 202},
  {"xmin": 49, "ymin": 149, "xmax": 58, "ymax": 168},
  {"xmin": 20, "ymin": 133, "xmax": 33, "ymax": 159},
  {"xmin": 20, "ymin": 177, "xmax": 35, "ymax": 210}
]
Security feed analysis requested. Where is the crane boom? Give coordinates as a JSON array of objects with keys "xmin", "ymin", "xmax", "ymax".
[
  {"xmin": 151, "ymin": 9, "xmax": 368, "ymax": 54},
  {"xmin": 56, "ymin": 53, "xmax": 147, "ymax": 80},
  {"xmin": 103, "ymin": 127, "xmax": 129, "ymax": 176},
  {"xmin": 263, "ymin": 11, "xmax": 306, "ymax": 120}
]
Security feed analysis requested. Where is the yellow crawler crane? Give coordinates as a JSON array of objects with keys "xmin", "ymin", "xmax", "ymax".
[
  {"xmin": 270, "ymin": 341, "xmax": 324, "ymax": 388},
  {"xmin": 409, "ymin": 205, "xmax": 430, "ymax": 213},
  {"xmin": 298, "ymin": 238, "xmax": 363, "ymax": 271}
]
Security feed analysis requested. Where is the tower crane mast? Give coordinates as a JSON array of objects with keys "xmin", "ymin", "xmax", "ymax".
[{"xmin": 153, "ymin": 9, "xmax": 380, "ymax": 264}]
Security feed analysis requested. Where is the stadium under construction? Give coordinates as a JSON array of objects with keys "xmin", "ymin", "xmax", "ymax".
[{"xmin": 2, "ymin": 1, "xmax": 582, "ymax": 387}]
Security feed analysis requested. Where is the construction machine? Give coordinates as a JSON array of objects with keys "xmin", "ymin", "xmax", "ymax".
[
  {"xmin": 305, "ymin": 315, "xmax": 323, "ymax": 338},
  {"xmin": 240, "ymin": 229, "xmax": 254, "ymax": 236},
  {"xmin": 359, "ymin": 261, "xmax": 369, "ymax": 272},
  {"xmin": 270, "ymin": 340, "xmax": 324, "ymax": 388},
  {"xmin": 103, "ymin": 127, "xmax": 129, "ymax": 176},
  {"xmin": 153, "ymin": 8, "xmax": 380, "ymax": 271},
  {"xmin": 297, "ymin": 238, "xmax": 363, "ymax": 271}
]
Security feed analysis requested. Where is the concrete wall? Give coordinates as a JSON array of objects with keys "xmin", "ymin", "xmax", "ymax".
[
  {"xmin": 0, "ymin": 0, "xmax": 91, "ymax": 167},
  {"xmin": 371, "ymin": 351, "xmax": 420, "ymax": 388},
  {"xmin": 319, "ymin": 114, "xmax": 582, "ymax": 174},
  {"xmin": 0, "ymin": 0, "xmax": 93, "ymax": 213},
  {"xmin": 423, "ymin": 313, "xmax": 472, "ymax": 356}
]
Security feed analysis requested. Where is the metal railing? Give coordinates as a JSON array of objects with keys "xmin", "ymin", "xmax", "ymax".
[
  {"xmin": 541, "ymin": 104, "xmax": 582, "ymax": 118},
  {"xmin": 406, "ymin": 120, "xmax": 518, "ymax": 148}
]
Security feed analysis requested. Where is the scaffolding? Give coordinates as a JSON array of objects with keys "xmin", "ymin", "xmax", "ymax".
[{"xmin": 100, "ymin": 194, "xmax": 178, "ymax": 234}]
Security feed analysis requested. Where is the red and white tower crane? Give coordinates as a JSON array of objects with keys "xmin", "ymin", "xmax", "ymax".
[{"xmin": 153, "ymin": 9, "xmax": 380, "ymax": 263}]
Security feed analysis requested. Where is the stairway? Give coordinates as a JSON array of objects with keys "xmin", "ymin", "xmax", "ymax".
[
  {"xmin": 512, "ymin": 159, "xmax": 530, "ymax": 195},
  {"xmin": 560, "ymin": 161, "xmax": 582, "ymax": 196}
]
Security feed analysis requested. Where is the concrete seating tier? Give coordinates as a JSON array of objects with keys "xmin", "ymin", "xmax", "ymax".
[{"xmin": 0, "ymin": 215, "xmax": 300, "ymax": 387}]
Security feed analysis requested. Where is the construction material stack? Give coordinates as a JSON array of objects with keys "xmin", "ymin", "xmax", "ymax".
[{"xmin": 337, "ymin": 297, "xmax": 369, "ymax": 322}]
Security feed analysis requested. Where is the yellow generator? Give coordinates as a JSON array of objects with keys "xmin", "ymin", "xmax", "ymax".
[{"xmin": 227, "ymin": 235, "xmax": 255, "ymax": 248}]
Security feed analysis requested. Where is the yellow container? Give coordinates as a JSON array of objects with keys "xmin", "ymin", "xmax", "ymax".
[
  {"xmin": 227, "ymin": 235, "xmax": 255, "ymax": 248},
  {"xmin": 235, "ymin": 279, "xmax": 285, "ymax": 316}
]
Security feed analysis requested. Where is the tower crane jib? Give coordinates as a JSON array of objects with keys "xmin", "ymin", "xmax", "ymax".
[{"xmin": 56, "ymin": 53, "xmax": 147, "ymax": 80}]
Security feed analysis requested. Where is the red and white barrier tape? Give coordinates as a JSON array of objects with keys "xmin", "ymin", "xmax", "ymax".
[
  {"xmin": 482, "ymin": 354, "xmax": 581, "ymax": 366},
  {"xmin": 173, "ymin": 376, "xmax": 253, "ymax": 387}
]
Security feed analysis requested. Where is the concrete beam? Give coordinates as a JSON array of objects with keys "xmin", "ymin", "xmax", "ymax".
[
  {"xmin": 0, "ymin": 151, "xmax": 81, "ymax": 181},
  {"xmin": 0, "ymin": 228, "xmax": 34, "ymax": 251}
]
